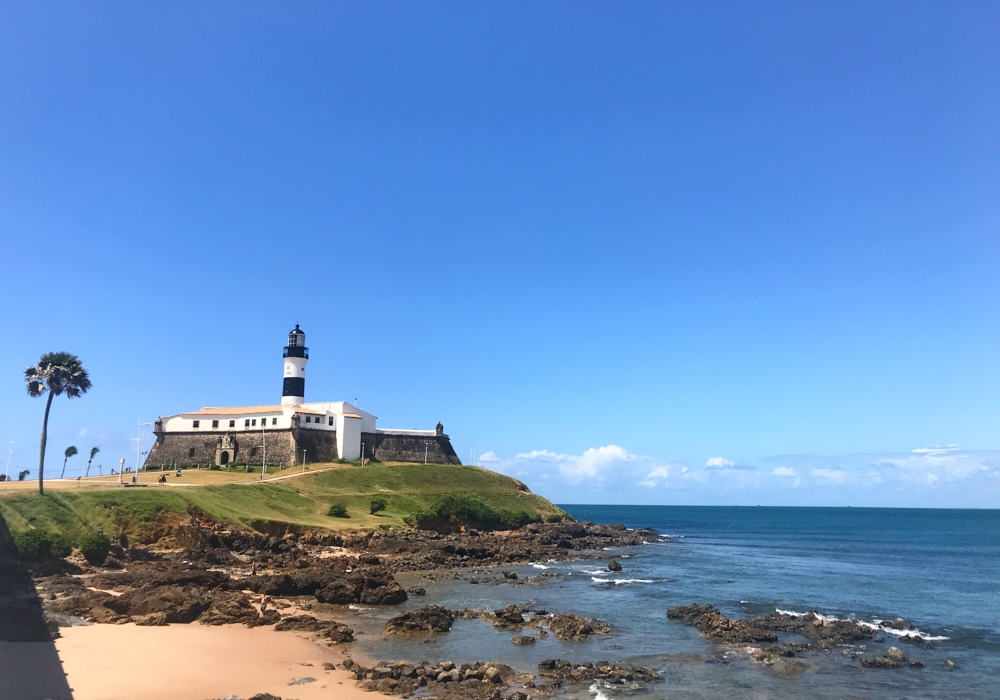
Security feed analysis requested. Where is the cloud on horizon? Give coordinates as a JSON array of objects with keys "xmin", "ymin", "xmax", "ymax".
[{"xmin": 478, "ymin": 445, "xmax": 1000, "ymax": 507}]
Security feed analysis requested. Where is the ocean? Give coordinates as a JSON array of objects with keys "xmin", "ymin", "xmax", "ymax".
[{"xmin": 352, "ymin": 506, "xmax": 1000, "ymax": 699}]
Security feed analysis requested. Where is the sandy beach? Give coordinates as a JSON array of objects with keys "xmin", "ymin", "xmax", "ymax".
[{"xmin": 54, "ymin": 623, "xmax": 370, "ymax": 700}]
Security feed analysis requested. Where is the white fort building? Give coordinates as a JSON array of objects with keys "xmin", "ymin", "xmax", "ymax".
[{"xmin": 145, "ymin": 326, "xmax": 461, "ymax": 468}]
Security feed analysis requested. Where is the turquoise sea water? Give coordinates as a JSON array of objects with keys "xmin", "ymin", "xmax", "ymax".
[{"xmin": 354, "ymin": 506, "xmax": 1000, "ymax": 699}]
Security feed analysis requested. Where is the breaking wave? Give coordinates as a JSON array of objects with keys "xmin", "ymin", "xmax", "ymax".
[{"xmin": 775, "ymin": 609, "xmax": 949, "ymax": 641}]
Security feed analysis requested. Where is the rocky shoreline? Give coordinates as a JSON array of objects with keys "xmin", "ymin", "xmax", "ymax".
[
  {"xmin": 18, "ymin": 510, "xmax": 956, "ymax": 699},
  {"xmin": 25, "ymin": 512, "xmax": 659, "ymax": 698}
]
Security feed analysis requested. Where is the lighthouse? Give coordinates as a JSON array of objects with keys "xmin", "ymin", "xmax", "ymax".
[{"xmin": 281, "ymin": 324, "xmax": 308, "ymax": 405}]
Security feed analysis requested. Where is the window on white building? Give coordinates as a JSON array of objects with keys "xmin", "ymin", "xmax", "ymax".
[
  {"xmin": 229, "ymin": 420, "xmax": 235, "ymax": 428},
  {"xmin": 245, "ymin": 419, "xmax": 250, "ymax": 427},
  {"xmin": 193, "ymin": 420, "xmax": 200, "ymax": 429},
  {"xmin": 328, "ymin": 417, "xmax": 334, "ymax": 426},
  {"xmin": 251, "ymin": 419, "xmax": 257, "ymax": 426},
  {"xmin": 212, "ymin": 420, "xmax": 219, "ymax": 428},
  {"xmin": 305, "ymin": 416, "xmax": 311, "ymax": 423},
  {"xmin": 272, "ymin": 418, "xmax": 277, "ymax": 425}
]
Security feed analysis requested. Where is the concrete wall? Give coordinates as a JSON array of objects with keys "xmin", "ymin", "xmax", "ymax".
[{"xmin": 362, "ymin": 432, "xmax": 462, "ymax": 465}]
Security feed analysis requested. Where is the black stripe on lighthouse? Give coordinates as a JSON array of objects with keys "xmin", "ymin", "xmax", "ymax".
[{"xmin": 283, "ymin": 377, "xmax": 305, "ymax": 397}]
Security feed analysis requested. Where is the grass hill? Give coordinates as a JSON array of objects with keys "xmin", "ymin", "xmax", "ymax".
[{"xmin": 0, "ymin": 462, "xmax": 567, "ymax": 544}]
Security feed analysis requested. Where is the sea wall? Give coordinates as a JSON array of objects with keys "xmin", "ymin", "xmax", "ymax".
[{"xmin": 362, "ymin": 432, "xmax": 462, "ymax": 465}]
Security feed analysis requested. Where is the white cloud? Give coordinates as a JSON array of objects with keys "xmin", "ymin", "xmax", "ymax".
[
  {"xmin": 640, "ymin": 466, "xmax": 671, "ymax": 488},
  {"xmin": 480, "ymin": 444, "xmax": 1000, "ymax": 507},
  {"xmin": 77, "ymin": 427, "xmax": 89, "ymax": 438},
  {"xmin": 706, "ymin": 457, "xmax": 735, "ymax": 469}
]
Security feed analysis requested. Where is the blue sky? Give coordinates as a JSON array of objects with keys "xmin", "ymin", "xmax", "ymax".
[{"xmin": 1, "ymin": 2, "xmax": 999, "ymax": 505}]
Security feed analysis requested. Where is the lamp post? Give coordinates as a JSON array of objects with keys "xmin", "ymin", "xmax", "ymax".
[
  {"xmin": 361, "ymin": 442, "xmax": 365, "ymax": 466},
  {"xmin": 260, "ymin": 420, "xmax": 267, "ymax": 481},
  {"xmin": 5, "ymin": 442, "xmax": 12, "ymax": 483},
  {"xmin": 302, "ymin": 450, "xmax": 307, "ymax": 473},
  {"xmin": 135, "ymin": 415, "xmax": 151, "ymax": 480},
  {"xmin": 424, "ymin": 442, "xmax": 428, "ymax": 465}
]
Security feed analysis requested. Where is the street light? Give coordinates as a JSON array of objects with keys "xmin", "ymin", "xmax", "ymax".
[
  {"xmin": 302, "ymin": 449, "xmax": 307, "ymax": 473},
  {"xmin": 260, "ymin": 420, "xmax": 267, "ymax": 481},
  {"xmin": 136, "ymin": 414, "xmax": 151, "ymax": 480}
]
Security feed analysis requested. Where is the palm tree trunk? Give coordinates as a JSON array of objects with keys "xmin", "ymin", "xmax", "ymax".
[
  {"xmin": 61, "ymin": 456, "xmax": 68, "ymax": 479},
  {"xmin": 38, "ymin": 391, "xmax": 53, "ymax": 496},
  {"xmin": 86, "ymin": 459, "xmax": 91, "ymax": 478}
]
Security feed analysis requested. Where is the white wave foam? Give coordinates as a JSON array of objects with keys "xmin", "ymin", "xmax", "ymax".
[
  {"xmin": 591, "ymin": 576, "xmax": 654, "ymax": 585},
  {"xmin": 588, "ymin": 682, "xmax": 611, "ymax": 700},
  {"xmin": 531, "ymin": 563, "xmax": 550, "ymax": 569},
  {"xmin": 348, "ymin": 604, "xmax": 370, "ymax": 611},
  {"xmin": 775, "ymin": 609, "xmax": 949, "ymax": 641}
]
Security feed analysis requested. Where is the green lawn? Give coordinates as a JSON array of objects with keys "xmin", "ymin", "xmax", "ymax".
[{"xmin": 0, "ymin": 462, "xmax": 566, "ymax": 543}]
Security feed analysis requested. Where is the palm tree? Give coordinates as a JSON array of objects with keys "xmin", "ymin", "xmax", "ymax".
[
  {"xmin": 86, "ymin": 447, "xmax": 100, "ymax": 477},
  {"xmin": 61, "ymin": 445, "xmax": 78, "ymax": 479},
  {"xmin": 25, "ymin": 352, "xmax": 92, "ymax": 495}
]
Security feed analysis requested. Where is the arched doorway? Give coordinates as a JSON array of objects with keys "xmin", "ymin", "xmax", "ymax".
[{"xmin": 220, "ymin": 451, "xmax": 230, "ymax": 465}]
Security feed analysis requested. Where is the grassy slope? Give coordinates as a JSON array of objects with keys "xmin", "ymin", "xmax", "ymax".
[{"xmin": 0, "ymin": 462, "xmax": 566, "ymax": 542}]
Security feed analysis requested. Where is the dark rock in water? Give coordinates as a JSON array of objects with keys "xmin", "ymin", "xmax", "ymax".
[
  {"xmin": 511, "ymin": 635, "xmax": 536, "ymax": 646},
  {"xmin": 538, "ymin": 659, "xmax": 659, "ymax": 684},
  {"xmin": 503, "ymin": 571, "xmax": 518, "ymax": 580},
  {"xmin": 548, "ymin": 613, "xmax": 611, "ymax": 641},
  {"xmin": 509, "ymin": 693, "xmax": 529, "ymax": 700},
  {"xmin": 493, "ymin": 604, "xmax": 525, "ymax": 628},
  {"xmin": 899, "ymin": 634, "xmax": 925, "ymax": 644},
  {"xmin": 694, "ymin": 611, "xmax": 778, "ymax": 644},
  {"xmin": 608, "ymin": 559, "xmax": 623, "ymax": 572},
  {"xmin": 667, "ymin": 604, "xmax": 720, "ymax": 625},
  {"xmin": 383, "ymin": 605, "xmax": 455, "ymax": 635},
  {"xmin": 407, "ymin": 586, "xmax": 427, "ymax": 596},
  {"xmin": 885, "ymin": 617, "xmax": 911, "ymax": 630},
  {"xmin": 669, "ymin": 605, "xmax": 877, "ymax": 648},
  {"xmin": 908, "ymin": 658, "xmax": 924, "ymax": 668},
  {"xmin": 887, "ymin": 647, "xmax": 905, "ymax": 663},
  {"xmin": 860, "ymin": 654, "xmax": 903, "ymax": 669},
  {"xmin": 249, "ymin": 694, "xmax": 281, "ymax": 700}
]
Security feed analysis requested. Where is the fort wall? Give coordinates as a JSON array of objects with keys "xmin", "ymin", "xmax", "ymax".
[{"xmin": 362, "ymin": 432, "xmax": 462, "ymax": 465}]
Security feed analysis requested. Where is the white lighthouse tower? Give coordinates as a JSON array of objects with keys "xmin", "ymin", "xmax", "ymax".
[{"xmin": 281, "ymin": 325, "xmax": 308, "ymax": 405}]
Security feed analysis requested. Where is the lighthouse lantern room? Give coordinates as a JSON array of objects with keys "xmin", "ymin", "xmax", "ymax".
[{"xmin": 282, "ymin": 324, "xmax": 308, "ymax": 405}]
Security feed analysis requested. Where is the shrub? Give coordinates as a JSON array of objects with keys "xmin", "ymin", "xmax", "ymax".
[
  {"xmin": 545, "ymin": 514, "xmax": 564, "ymax": 523},
  {"xmin": 13, "ymin": 530, "xmax": 72, "ymax": 560},
  {"xmin": 77, "ymin": 532, "xmax": 111, "ymax": 565},
  {"xmin": 327, "ymin": 503, "xmax": 349, "ymax": 518},
  {"xmin": 369, "ymin": 496, "xmax": 388, "ymax": 515},
  {"xmin": 414, "ymin": 495, "xmax": 541, "ymax": 532}
]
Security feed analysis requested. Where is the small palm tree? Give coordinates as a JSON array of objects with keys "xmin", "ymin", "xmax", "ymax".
[
  {"xmin": 61, "ymin": 445, "xmax": 78, "ymax": 479},
  {"xmin": 25, "ymin": 352, "xmax": 92, "ymax": 495},
  {"xmin": 86, "ymin": 447, "xmax": 100, "ymax": 477}
]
